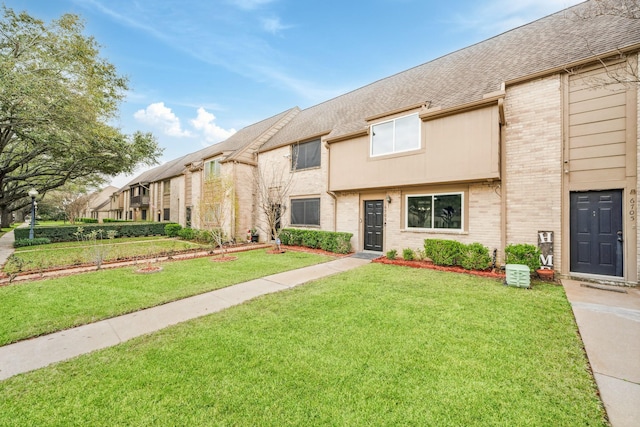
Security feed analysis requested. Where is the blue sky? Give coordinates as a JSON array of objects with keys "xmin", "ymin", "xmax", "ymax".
[{"xmin": 4, "ymin": 0, "xmax": 583, "ymax": 187}]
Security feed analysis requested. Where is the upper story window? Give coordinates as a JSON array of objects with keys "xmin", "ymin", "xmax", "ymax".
[
  {"xmin": 370, "ymin": 113, "xmax": 420, "ymax": 157},
  {"xmin": 163, "ymin": 180, "xmax": 170, "ymax": 195},
  {"xmin": 292, "ymin": 139, "xmax": 321, "ymax": 170},
  {"xmin": 204, "ymin": 159, "xmax": 221, "ymax": 179},
  {"xmin": 406, "ymin": 193, "xmax": 463, "ymax": 230}
]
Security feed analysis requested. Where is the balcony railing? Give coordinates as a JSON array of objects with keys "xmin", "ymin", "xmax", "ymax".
[{"xmin": 130, "ymin": 195, "xmax": 150, "ymax": 208}]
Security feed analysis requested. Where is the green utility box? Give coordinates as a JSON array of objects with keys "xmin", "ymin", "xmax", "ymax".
[{"xmin": 505, "ymin": 264, "xmax": 530, "ymax": 288}]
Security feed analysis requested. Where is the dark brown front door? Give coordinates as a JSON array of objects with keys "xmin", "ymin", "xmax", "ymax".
[
  {"xmin": 570, "ymin": 190, "xmax": 623, "ymax": 277},
  {"xmin": 364, "ymin": 200, "xmax": 383, "ymax": 251}
]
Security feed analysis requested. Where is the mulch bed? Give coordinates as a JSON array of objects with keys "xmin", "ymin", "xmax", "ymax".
[
  {"xmin": 373, "ymin": 257, "xmax": 505, "ymax": 279},
  {"xmin": 210, "ymin": 255, "xmax": 238, "ymax": 262},
  {"xmin": 280, "ymin": 245, "xmax": 351, "ymax": 257}
]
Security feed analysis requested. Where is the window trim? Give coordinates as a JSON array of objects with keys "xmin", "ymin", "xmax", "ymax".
[
  {"xmin": 370, "ymin": 113, "xmax": 421, "ymax": 157},
  {"xmin": 405, "ymin": 192, "xmax": 464, "ymax": 230},
  {"xmin": 290, "ymin": 197, "xmax": 321, "ymax": 227},
  {"xmin": 204, "ymin": 158, "xmax": 221, "ymax": 179}
]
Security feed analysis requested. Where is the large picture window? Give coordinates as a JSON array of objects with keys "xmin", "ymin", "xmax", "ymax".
[
  {"xmin": 371, "ymin": 113, "xmax": 420, "ymax": 157},
  {"xmin": 291, "ymin": 197, "xmax": 320, "ymax": 226},
  {"xmin": 406, "ymin": 193, "xmax": 463, "ymax": 230},
  {"xmin": 292, "ymin": 139, "xmax": 321, "ymax": 170}
]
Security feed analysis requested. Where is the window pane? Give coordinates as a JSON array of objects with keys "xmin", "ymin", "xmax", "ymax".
[
  {"xmin": 294, "ymin": 139, "xmax": 321, "ymax": 170},
  {"xmin": 394, "ymin": 114, "xmax": 419, "ymax": 152},
  {"xmin": 434, "ymin": 194, "xmax": 462, "ymax": 229},
  {"xmin": 290, "ymin": 198, "xmax": 320, "ymax": 226},
  {"xmin": 407, "ymin": 196, "xmax": 432, "ymax": 228},
  {"xmin": 371, "ymin": 121, "xmax": 394, "ymax": 156}
]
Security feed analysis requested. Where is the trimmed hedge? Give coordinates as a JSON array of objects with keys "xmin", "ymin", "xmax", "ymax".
[
  {"xmin": 102, "ymin": 218, "xmax": 131, "ymax": 223},
  {"xmin": 279, "ymin": 228, "xmax": 353, "ymax": 254},
  {"xmin": 423, "ymin": 239, "xmax": 465, "ymax": 266},
  {"xmin": 77, "ymin": 218, "xmax": 98, "ymax": 223},
  {"xmin": 15, "ymin": 222, "xmax": 176, "ymax": 243},
  {"xmin": 14, "ymin": 237, "xmax": 52, "ymax": 248},
  {"xmin": 505, "ymin": 243, "xmax": 541, "ymax": 272},
  {"xmin": 423, "ymin": 239, "xmax": 492, "ymax": 270},
  {"xmin": 165, "ymin": 223, "xmax": 182, "ymax": 237}
]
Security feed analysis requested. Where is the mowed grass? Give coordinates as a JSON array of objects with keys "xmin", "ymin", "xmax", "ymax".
[
  {"xmin": 7, "ymin": 236, "xmax": 208, "ymax": 272},
  {"xmin": 0, "ymin": 249, "xmax": 334, "ymax": 345},
  {"xmin": 0, "ymin": 264, "xmax": 606, "ymax": 426}
]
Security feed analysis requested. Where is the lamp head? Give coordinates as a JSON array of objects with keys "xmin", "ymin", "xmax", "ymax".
[{"xmin": 28, "ymin": 188, "xmax": 38, "ymax": 198}]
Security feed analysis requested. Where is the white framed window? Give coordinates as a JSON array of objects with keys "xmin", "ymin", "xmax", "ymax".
[
  {"xmin": 371, "ymin": 113, "xmax": 420, "ymax": 157},
  {"xmin": 204, "ymin": 159, "xmax": 221, "ymax": 179},
  {"xmin": 406, "ymin": 193, "xmax": 463, "ymax": 230},
  {"xmin": 291, "ymin": 197, "xmax": 320, "ymax": 226}
]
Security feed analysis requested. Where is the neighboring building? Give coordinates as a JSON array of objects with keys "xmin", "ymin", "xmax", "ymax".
[
  {"xmin": 125, "ymin": 0, "xmax": 640, "ymax": 285},
  {"xmin": 81, "ymin": 185, "xmax": 118, "ymax": 222}
]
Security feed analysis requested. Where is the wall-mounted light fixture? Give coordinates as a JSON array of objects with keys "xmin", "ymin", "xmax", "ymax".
[{"xmin": 386, "ymin": 195, "xmax": 392, "ymax": 204}]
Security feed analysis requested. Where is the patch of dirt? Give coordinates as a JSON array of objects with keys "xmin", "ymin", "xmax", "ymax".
[{"xmin": 373, "ymin": 257, "xmax": 505, "ymax": 279}]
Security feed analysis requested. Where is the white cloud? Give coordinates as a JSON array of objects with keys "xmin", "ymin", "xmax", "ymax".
[
  {"xmin": 134, "ymin": 102, "xmax": 193, "ymax": 138},
  {"xmin": 190, "ymin": 108, "xmax": 237, "ymax": 143},
  {"xmin": 261, "ymin": 16, "xmax": 292, "ymax": 35}
]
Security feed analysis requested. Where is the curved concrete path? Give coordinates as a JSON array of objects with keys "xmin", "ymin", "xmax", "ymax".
[{"xmin": 0, "ymin": 227, "xmax": 16, "ymax": 267}]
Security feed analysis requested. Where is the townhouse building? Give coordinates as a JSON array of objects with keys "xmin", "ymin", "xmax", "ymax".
[{"xmin": 118, "ymin": 0, "xmax": 640, "ymax": 284}]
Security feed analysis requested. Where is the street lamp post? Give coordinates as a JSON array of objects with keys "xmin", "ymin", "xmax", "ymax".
[{"xmin": 28, "ymin": 188, "xmax": 38, "ymax": 240}]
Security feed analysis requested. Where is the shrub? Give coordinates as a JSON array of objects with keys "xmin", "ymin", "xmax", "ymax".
[
  {"xmin": 423, "ymin": 239, "xmax": 464, "ymax": 266},
  {"xmin": 505, "ymin": 243, "xmax": 541, "ymax": 272},
  {"xmin": 402, "ymin": 248, "xmax": 415, "ymax": 261},
  {"xmin": 77, "ymin": 218, "xmax": 98, "ymax": 223},
  {"xmin": 103, "ymin": 218, "xmax": 130, "ymax": 223},
  {"xmin": 165, "ymin": 223, "xmax": 182, "ymax": 237},
  {"xmin": 177, "ymin": 227, "xmax": 195, "ymax": 240},
  {"xmin": 459, "ymin": 242, "xmax": 492, "ymax": 270},
  {"xmin": 278, "ymin": 228, "xmax": 352, "ymax": 254},
  {"xmin": 14, "ymin": 237, "xmax": 52, "ymax": 248},
  {"xmin": 14, "ymin": 222, "xmax": 174, "ymax": 242},
  {"xmin": 386, "ymin": 249, "xmax": 397, "ymax": 260}
]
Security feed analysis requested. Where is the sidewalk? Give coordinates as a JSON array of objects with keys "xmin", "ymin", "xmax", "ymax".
[
  {"xmin": 562, "ymin": 279, "xmax": 640, "ymax": 427},
  {"xmin": 0, "ymin": 256, "xmax": 370, "ymax": 380},
  {"xmin": 0, "ymin": 227, "xmax": 16, "ymax": 267}
]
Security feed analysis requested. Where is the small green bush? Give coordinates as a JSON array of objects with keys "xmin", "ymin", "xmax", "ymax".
[
  {"xmin": 386, "ymin": 249, "xmax": 397, "ymax": 260},
  {"xmin": 505, "ymin": 243, "xmax": 541, "ymax": 272},
  {"xmin": 402, "ymin": 248, "xmax": 415, "ymax": 261},
  {"xmin": 77, "ymin": 218, "xmax": 98, "ymax": 223},
  {"xmin": 459, "ymin": 242, "xmax": 492, "ymax": 270},
  {"xmin": 177, "ymin": 228, "xmax": 195, "ymax": 240},
  {"xmin": 14, "ymin": 237, "xmax": 52, "ymax": 248},
  {"xmin": 278, "ymin": 228, "xmax": 352, "ymax": 254},
  {"xmin": 103, "ymin": 218, "xmax": 130, "ymax": 223},
  {"xmin": 423, "ymin": 239, "xmax": 465, "ymax": 266},
  {"xmin": 165, "ymin": 223, "xmax": 182, "ymax": 237}
]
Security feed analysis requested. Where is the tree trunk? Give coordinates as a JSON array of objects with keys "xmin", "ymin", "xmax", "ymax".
[{"xmin": 0, "ymin": 207, "xmax": 13, "ymax": 228}]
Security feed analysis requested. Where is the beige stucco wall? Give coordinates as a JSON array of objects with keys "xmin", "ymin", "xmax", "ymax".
[
  {"xmin": 329, "ymin": 105, "xmax": 500, "ymax": 192},
  {"xmin": 504, "ymin": 75, "xmax": 563, "ymax": 271},
  {"xmin": 171, "ymin": 176, "xmax": 184, "ymax": 225}
]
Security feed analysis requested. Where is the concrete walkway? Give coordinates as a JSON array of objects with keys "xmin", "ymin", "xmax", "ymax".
[
  {"xmin": 0, "ymin": 256, "xmax": 370, "ymax": 380},
  {"xmin": 0, "ymin": 229, "xmax": 637, "ymax": 427},
  {"xmin": 562, "ymin": 279, "xmax": 640, "ymax": 427}
]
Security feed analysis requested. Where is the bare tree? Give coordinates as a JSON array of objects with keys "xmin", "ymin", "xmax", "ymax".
[
  {"xmin": 254, "ymin": 154, "xmax": 296, "ymax": 251},
  {"xmin": 570, "ymin": 0, "xmax": 640, "ymax": 87},
  {"xmin": 197, "ymin": 172, "xmax": 236, "ymax": 257}
]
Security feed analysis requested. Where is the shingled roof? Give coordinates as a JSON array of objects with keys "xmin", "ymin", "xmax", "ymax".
[
  {"xmin": 260, "ymin": 0, "xmax": 640, "ymax": 151},
  {"xmin": 122, "ymin": 107, "xmax": 299, "ymax": 189}
]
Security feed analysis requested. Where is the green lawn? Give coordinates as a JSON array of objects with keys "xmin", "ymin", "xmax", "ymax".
[
  {"xmin": 6, "ymin": 236, "xmax": 209, "ymax": 273},
  {"xmin": 0, "ymin": 249, "xmax": 334, "ymax": 345},
  {"xmin": 0, "ymin": 264, "xmax": 606, "ymax": 426}
]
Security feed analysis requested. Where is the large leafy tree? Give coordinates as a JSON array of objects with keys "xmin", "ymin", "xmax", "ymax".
[{"xmin": 0, "ymin": 7, "xmax": 162, "ymax": 226}]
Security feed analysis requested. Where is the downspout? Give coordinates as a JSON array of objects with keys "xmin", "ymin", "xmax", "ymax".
[
  {"xmin": 325, "ymin": 141, "xmax": 338, "ymax": 231},
  {"xmin": 498, "ymin": 96, "xmax": 507, "ymax": 267}
]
